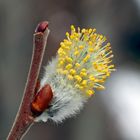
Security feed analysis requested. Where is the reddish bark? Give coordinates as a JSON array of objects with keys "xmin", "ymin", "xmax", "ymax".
[{"xmin": 7, "ymin": 21, "xmax": 50, "ymax": 140}]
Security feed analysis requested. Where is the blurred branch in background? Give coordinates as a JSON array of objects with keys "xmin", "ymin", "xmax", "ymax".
[{"xmin": 0, "ymin": 0, "xmax": 140, "ymax": 140}]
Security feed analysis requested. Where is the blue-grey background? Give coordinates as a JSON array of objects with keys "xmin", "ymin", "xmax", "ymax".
[{"xmin": 0, "ymin": 0, "xmax": 140, "ymax": 139}]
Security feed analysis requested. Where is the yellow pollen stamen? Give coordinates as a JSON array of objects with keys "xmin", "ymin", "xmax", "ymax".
[
  {"xmin": 81, "ymin": 80, "xmax": 87, "ymax": 86},
  {"xmin": 67, "ymin": 75, "xmax": 73, "ymax": 80},
  {"xmin": 108, "ymin": 65, "xmax": 115, "ymax": 69},
  {"xmin": 88, "ymin": 41, "xmax": 93, "ymax": 46},
  {"xmin": 66, "ymin": 57, "xmax": 73, "ymax": 63},
  {"xmin": 89, "ymin": 47, "xmax": 94, "ymax": 52},
  {"xmin": 80, "ymin": 72, "xmax": 87, "ymax": 77},
  {"xmin": 89, "ymin": 75, "xmax": 95, "ymax": 81},
  {"xmin": 71, "ymin": 25, "xmax": 75, "ymax": 31},
  {"xmin": 75, "ymin": 84, "xmax": 84, "ymax": 90},
  {"xmin": 70, "ymin": 69, "xmax": 76, "ymax": 75},
  {"xmin": 83, "ymin": 54, "xmax": 90, "ymax": 62},
  {"xmin": 62, "ymin": 70, "xmax": 68, "ymax": 75},
  {"xmin": 66, "ymin": 32, "xmax": 69, "ymax": 37},
  {"xmin": 65, "ymin": 64, "xmax": 72, "ymax": 70},
  {"xmin": 79, "ymin": 45, "xmax": 84, "ymax": 49},
  {"xmin": 82, "ymin": 28, "xmax": 86, "ymax": 33},
  {"xmin": 88, "ymin": 28, "xmax": 92, "ymax": 34},
  {"xmin": 74, "ymin": 75, "xmax": 82, "ymax": 82},
  {"xmin": 81, "ymin": 68, "xmax": 87, "ymax": 72},
  {"xmin": 97, "ymin": 85, "xmax": 105, "ymax": 90},
  {"xmin": 56, "ymin": 25, "xmax": 115, "ymax": 96},
  {"xmin": 74, "ymin": 51, "xmax": 79, "ymax": 56},
  {"xmin": 86, "ymin": 90, "xmax": 94, "ymax": 96},
  {"xmin": 58, "ymin": 60, "xmax": 64, "ymax": 66},
  {"xmin": 75, "ymin": 63, "xmax": 81, "ymax": 68}
]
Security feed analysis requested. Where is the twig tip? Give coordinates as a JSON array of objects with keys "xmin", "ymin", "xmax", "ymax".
[{"xmin": 35, "ymin": 21, "xmax": 49, "ymax": 33}]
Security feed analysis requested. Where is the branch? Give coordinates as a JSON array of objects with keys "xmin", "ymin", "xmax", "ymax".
[{"xmin": 7, "ymin": 21, "xmax": 50, "ymax": 140}]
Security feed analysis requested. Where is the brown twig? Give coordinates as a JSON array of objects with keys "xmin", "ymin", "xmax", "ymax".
[{"xmin": 7, "ymin": 21, "xmax": 50, "ymax": 140}]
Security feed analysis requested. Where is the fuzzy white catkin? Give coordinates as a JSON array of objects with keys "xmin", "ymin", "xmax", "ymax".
[
  {"xmin": 35, "ymin": 58, "xmax": 88, "ymax": 123},
  {"xmin": 35, "ymin": 26, "xmax": 115, "ymax": 123}
]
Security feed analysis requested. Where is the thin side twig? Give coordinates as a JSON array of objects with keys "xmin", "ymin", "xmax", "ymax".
[{"xmin": 7, "ymin": 21, "xmax": 50, "ymax": 140}]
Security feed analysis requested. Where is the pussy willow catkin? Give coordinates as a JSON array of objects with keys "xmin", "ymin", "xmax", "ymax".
[{"xmin": 34, "ymin": 25, "xmax": 115, "ymax": 123}]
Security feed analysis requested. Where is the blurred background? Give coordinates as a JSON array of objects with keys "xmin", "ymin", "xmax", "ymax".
[{"xmin": 0, "ymin": 0, "xmax": 140, "ymax": 139}]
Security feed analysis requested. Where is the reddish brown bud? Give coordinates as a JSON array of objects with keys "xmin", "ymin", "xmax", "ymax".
[
  {"xmin": 35, "ymin": 21, "xmax": 49, "ymax": 33},
  {"xmin": 31, "ymin": 84, "xmax": 53, "ymax": 115}
]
